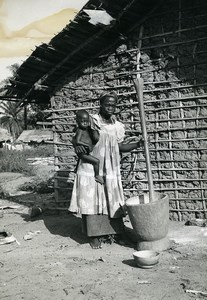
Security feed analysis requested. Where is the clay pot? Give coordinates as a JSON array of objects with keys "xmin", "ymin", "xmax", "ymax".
[{"xmin": 133, "ymin": 250, "xmax": 160, "ymax": 268}]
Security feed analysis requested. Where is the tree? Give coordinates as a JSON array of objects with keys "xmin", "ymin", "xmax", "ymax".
[
  {"xmin": 0, "ymin": 101, "xmax": 24, "ymax": 138},
  {"xmin": 27, "ymin": 103, "xmax": 51, "ymax": 129},
  {"xmin": 0, "ymin": 63, "xmax": 51, "ymax": 134},
  {"xmin": 0, "ymin": 63, "xmax": 20, "ymax": 99},
  {"xmin": 0, "ymin": 63, "xmax": 24, "ymax": 138}
]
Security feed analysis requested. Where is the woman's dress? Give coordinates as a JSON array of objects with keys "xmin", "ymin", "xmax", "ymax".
[{"xmin": 69, "ymin": 114, "xmax": 125, "ymax": 236}]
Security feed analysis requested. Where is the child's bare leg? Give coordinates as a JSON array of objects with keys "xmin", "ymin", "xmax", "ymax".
[{"xmin": 80, "ymin": 154, "xmax": 104, "ymax": 184}]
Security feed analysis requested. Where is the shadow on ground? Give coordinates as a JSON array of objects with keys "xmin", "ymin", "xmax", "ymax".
[
  {"xmin": 42, "ymin": 213, "xmax": 88, "ymax": 245},
  {"xmin": 1, "ymin": 193, "xmax": 88, "ymax": 245},
  {"xmin": 1, "ymin": 193, "xmax": 141, "ymax": 249}
]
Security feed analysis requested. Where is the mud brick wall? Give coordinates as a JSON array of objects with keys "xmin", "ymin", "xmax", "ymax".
[{"xmin": 51, "ymin": 0, "xmax": 207, "ymax": 220}]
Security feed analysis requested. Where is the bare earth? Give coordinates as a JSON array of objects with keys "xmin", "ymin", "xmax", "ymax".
[{"xmin": 1, "ymin": 194, "xmax": 207, "ymax": 300}]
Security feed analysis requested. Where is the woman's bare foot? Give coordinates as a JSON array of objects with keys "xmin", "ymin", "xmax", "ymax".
[
  {"xmin": 89, "ymin": 237, "xmax": 102, "ymax": 249},
  {"xmin": 95, "ymin": 175, "xmax": 104, "ymax": 184}
]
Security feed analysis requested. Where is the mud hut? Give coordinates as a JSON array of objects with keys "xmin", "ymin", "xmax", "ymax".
[{"xmin": 12, "ymin": 0, "xmax": 207, "ymax": 220}]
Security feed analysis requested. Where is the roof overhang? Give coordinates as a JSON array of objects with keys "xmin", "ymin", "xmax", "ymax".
[{"xmin": 11, "ymin": 0, "xmax": 162, "ymax": 106}]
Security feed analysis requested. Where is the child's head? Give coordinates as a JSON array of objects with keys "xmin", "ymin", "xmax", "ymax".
[{"xmin": 76, "ymin": 110, "xmax": 90, "ymax": 129}]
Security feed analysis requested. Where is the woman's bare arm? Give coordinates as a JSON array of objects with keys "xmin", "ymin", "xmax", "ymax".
[
  {"xmin": 119, "ymin": 139, "xmax": 143, "ymax": 153},
  {"xmin": 89, "ymin": 116, "xmax": 100, "ymax": 144},
  {"xmin": 89, "ymin": 128, "xmax": 100, "ymax": 144}
]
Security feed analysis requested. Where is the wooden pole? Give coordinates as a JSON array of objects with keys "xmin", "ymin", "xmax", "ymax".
[
  {"xmin": 133, "ymin": 77, "xmax": 155, "ymax": 202},
  {"xmin": 24, "ymin": 104, "xmax": 27, "ymax": 130}
]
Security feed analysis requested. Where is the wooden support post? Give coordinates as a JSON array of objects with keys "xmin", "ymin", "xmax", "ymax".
[
  {"xmin": 24, "ymin": 104, "xmax": 27, "ymax": 130},
  {"xmin": 50, "ymin": 96, "xmax": 59, "ymax": 203}
]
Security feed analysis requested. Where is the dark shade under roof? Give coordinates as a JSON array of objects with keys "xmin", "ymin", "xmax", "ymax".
[{"xmin": 11, "ymin": 0, "xmax": 161, "ymax": 105}]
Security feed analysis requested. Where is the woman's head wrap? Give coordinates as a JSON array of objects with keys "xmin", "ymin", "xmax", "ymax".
[{"xmin": 99, "ymin": 92, "xmax": 118, "ymax": 105}]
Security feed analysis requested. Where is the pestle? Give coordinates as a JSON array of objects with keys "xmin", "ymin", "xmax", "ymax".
[
  {"xmin": 127, "ymin": 77, "xmax": 170, "ymax": 251},
  {"xmin": 133, "ymin": 78, "xmax": 155, "ymax": 203}
]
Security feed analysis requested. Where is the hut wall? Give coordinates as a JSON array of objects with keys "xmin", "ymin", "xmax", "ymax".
[{"xmin": 51, "ymin": 0, "xmax": 207, "ymax": 220}]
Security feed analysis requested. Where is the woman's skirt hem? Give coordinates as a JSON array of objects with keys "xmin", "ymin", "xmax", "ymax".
[{"xmin": 82, "ymin": 214, "xmax": 124, "ymax": 237}]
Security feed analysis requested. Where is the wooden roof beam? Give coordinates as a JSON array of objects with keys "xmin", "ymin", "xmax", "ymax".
[
  {"xmin": 30, "ymin": 56, "xmax": 54, "ymax": 65},
  {"xmin": 64, "ymin": 22, "xmax": 97, "ymax": 35},
  {"xmin": 14, "ymin": 0, "xmax": 140, "ymax": 107}
]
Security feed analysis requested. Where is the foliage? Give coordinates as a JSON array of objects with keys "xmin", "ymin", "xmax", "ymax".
[
  {"xmin": 22, "ymin": 145, "xmax": 54, "ymax": 158},
  {"xmin": 0, "ymin": 63, "xmax": 20, "ymax": 100},
  {"xmin": 19, "ymin": 177, "xmax": 54, "ymax": 194},
  {"xmin": 0, "ymin": 145, "xmax": 54, "ymax": 175},
  {"xmin": 0, "ymin": 63, "xmax": 51, "ymax": 135},
  {"xmin": 0, "ymin": 149, "xmax": 34, "ymax": 175},
  {"xmin": 26, "ymin": 103, "xmax": 51, "ymax": 129},
  {"xmin": 0, "ymin": 101, "xmax": 24, "ymax": 138},
  {"xmin": 0, "ymin": 64, "xmax": 24, "ymax": 138}
]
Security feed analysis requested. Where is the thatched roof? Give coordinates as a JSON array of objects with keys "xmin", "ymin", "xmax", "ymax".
[
  {"xmin": 10, "ymin": 0, "xmax": 160, "ymax": 105},
  {"xmin": 16, "ymin": 129, "xmax": 53, "ymax": 143},
  {"xmin": 0, "ymin": 128, "xmax": 12, "ymax": 142}
]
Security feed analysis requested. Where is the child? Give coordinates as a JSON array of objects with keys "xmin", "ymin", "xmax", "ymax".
[{"xmin": 73, "ymin": 110, "xmax": 104, "ymax": 184}]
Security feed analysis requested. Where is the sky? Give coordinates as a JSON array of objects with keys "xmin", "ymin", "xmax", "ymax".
[{"xmin": 0, "ymin": 0, "xmax": 88, "ymax": 82}]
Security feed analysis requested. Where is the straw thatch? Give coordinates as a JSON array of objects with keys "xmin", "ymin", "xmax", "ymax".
[{"xmin": 9, "ymin": 0, "xmax": 159, "ymax": 105}]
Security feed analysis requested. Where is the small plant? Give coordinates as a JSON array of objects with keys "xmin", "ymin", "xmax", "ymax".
[
  {"xmin": 0, "ymin": 145, "xmax": 54, "ymax": 195},
  {"xmin": 0, "ymin": 149, "xmax": 34, "ymax": 175},
  {"xmin": 0, "ymin": 145, "xmax": 54, "ymax": 175},
  {"xmin": 23, "ymin": 145, "xmax": 54, "ymax": 158},
  {"xmin": 19, "ymin": 178, "xmax": 54, "ymax": 194}
]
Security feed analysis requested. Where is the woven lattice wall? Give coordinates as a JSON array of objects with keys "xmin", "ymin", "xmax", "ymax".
[{"xmin": 50, "ymin": 0, "xmax": 207, "ymax": 220}]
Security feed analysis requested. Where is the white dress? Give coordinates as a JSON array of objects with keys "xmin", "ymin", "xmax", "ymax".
[{"xmin": 69, "ymin": 114, "xmax": 125, "ymax": 218}]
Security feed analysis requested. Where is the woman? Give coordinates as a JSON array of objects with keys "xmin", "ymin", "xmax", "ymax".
[{"xmin": 69, "ymin": 93, "xmax": 142, "ymax": 249}]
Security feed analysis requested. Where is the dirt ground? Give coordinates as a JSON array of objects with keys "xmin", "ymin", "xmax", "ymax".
[{"xmin": 1, "ymin": 193, "xmax": 207, "ymax": 300}]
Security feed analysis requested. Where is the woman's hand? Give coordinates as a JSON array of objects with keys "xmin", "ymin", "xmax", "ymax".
[{"xmin": 137, "ymin": 137, "xmax": 144, "ymax": 148}]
